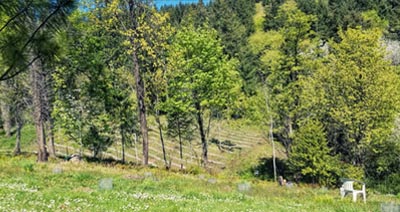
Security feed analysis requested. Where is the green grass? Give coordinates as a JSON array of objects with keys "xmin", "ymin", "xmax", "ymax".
[{"xmin": 0, "ymin": 155, "xmax": 399, "ymax": 212}]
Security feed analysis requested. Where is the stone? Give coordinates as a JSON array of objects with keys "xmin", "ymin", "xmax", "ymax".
[
  {"xmin": 69, "ymin": 154, "xmax": 81, "ymax": 163},
  {"xmin": 381, "ymin": 203, "xmax": 400, "ymax": 212},
  {"xmin": 99, "ymin": 178, "xmax": 113, "ymax": 190},
  {"xmin": 207, "ymin": 178, "xmax": 217, "ymax": 184},
  {"xmin": 237, "ymin": 182, "xmax": 251, "ymax": 192},
  {"xmin": 52, "ymin": 166, "xmax": 63, "ymax": 174}
]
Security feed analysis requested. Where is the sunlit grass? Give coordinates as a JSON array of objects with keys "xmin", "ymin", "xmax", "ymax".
[{"xmin": 0, "ymin": 155, "xmax": 398, "ymax": 211}]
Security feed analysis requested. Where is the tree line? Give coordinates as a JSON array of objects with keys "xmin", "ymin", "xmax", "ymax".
[{"xmin": 1, "ymin": 0, "xmax": 400, "ymax": 191}]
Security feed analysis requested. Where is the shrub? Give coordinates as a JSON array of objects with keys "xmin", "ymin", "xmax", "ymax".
[{"xmin": 288, "ymin": 120, "xmax": 339, "ymax": 186}]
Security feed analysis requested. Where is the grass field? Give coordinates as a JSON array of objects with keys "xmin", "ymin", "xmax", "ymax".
[
  {"xmin": 0, "ymin": 154, "xmax": 399, "ymax": 212},
  {"xmin": 1, "ymin": 122, "xmax": 400, "ymax": 211}
]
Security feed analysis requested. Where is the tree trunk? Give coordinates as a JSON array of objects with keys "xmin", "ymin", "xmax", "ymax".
[
  {"xmin": 47, "ymin": 117, "xmax": 56, "ymax": 157},
  {"xmin": 44, "ymin": 71, "xmax": 55, "ymax": 158},
  {"xmin": 120, "ymin": 126, "xmax": 125, "ymax": 163},
  {"xmin": 13, "ymin": 121, "xmax": 22, "ymax": 155},
  {"xmin": 156, "ymin": 114, "xmax": 169, "ymax": 169},
  {"xmin": 195, "ymin": 101, "xmax": 208, "ymax": 167},
  {"xmin": 178, "ymin": 123, "xmax": 183, "ymax": 171},
  {"xmin": 31, "ymin": 59, "xmax": 48, "ymax": 162},
  {"xmin": 132, "ymin": 50, "xmax": 149, "ymax": 166},
  {"xmin": 128, "ymin": 0, "xmax": 149, "ymax": 166},
  {"xmin": 0, "ymin": 83, "xmax": 12, "ymax": 137},
  {"xmin": 263, "ymin": 84, "xmax": 277, "ymax": 182}
]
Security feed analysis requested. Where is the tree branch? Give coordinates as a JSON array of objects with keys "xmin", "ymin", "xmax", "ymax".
[
  {"xmin": 0, "ymin": 55, "xmax": 40, "ymax": 81},
  {"xmin": 0, "ymin": 0, "xmax": 71, "ymax": 81},
  {"xmin": 0, "ymin": 1, "xmax": 33, "ymax": 33}
]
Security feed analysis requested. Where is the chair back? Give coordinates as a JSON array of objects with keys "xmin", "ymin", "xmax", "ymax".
[{"xmin": 342, "ymin": 181, "xmax": 354, "ymax": 191}]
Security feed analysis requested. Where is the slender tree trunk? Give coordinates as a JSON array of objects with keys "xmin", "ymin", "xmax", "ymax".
[
  {"xmin": 270, "ymin": 118, "xmax": 277, "ymax": 182},
  {"xmin": 0, "ymin": 82, "xmax": 11, "ymax": 137},
  {"xmin": 0, "ymin": 102, "xmax": 11, "ymax": 137},
  {"xmin": 195, "ymin": 101, "xmax": 207, "ymax": 167},
  {"xmin": 134, "ymin": 133, "xmax": 139, "ymax": 164},
  {"xmin": 47, "ymin": 117, "xmax": 56, "ymax": 157},
  {"xmin": 156, "ymin": 114, "xmax": 169, "ymax": 169},
  {"xmin": 263, "ymin": 83, "xmax": 277, "ymax": 182},
  {"xmin": 13, "ymin": 121, "xmax": 22, "ymax": 155},
  {"xmin": 178, "ymin": 122, "xmax": 183, "ymax": 171},
  {"xmin": 31, "ymin": 59, "xmax": 48, "ymax": 162},
  {"xmin": 44, "ymin": 72, "xmax": 56, "ymax": 158},
  {"xmin": 120, "ymin": 126, "xmax": 125, "ymax": 163}
]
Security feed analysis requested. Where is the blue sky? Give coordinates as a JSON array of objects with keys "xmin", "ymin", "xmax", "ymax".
[{"xmin": 155, "ymin": 0, "xmax": 211, "ymax": 8}]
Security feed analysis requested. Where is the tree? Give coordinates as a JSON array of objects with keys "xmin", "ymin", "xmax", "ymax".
[
  {"xmin": 53, "ymin": 1, "xmax": 137, "ymax": 159},
  {"xmin": 167, "ymin": 24, "xmax": 241, "ymax": 167},
  {"xmin": 0, "ymin": 82, "xmax": 12, "ymax": 137},
  {"xmin": 310, "ymin": 27, "xmax": 400, "ymax": 167},
  {"xmin": 263, "ymin": 0, "xmax": 317, "ymax": 155},
  {"xmin": 0, "ymin": 74, "xmax": 30, "ymax": 155},
  {"xmin": 1, "ymin": 0, "xmax": 75, "ymax": 162},
  {"xmin": 109, "ymin": 0, "xmax": 171, "ymax": 165},
  {"xmin": 288, "ymin": 120, "xmax": 338, "ymax": 186}
]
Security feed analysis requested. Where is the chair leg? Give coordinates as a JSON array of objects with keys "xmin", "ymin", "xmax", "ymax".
[
  {"xmin": 363, "ymin": 192, "xmax": 366, "ymax": 203},
  {"xmin": 352, "ymin": 193, "xmax": 357, "ymax": 202},
  {"xmin": 340, "ymin": 188, "xmax": 345, "ymax": 199}
]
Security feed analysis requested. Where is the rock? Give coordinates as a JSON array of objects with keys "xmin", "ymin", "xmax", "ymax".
[
  {"xmin": 52, "ymin": 166, "xmax": 63, "ymax": 174},
  {"xmin": 69, "ymin": 154, "xmax": 81, "ymax": 163},
  {"xmin": 99, "ymin": 178, "xmax": 113, "ymax": 190},
  {"xmin": 207, "ymin": 178, "xmax": 217, "ymax": 184},
  {"xmin": 381, "ymin": 203, "xmax": 400, "ymax": 212},
  {"xmin": 237, "ymin": 182, "xmax": 251, "ymax": 192}
]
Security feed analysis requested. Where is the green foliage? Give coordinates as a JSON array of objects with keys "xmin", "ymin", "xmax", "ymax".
[
  {"xmin": 166, "ymin": 23, "xmax": 241, "ymax": 164},
  {"xmin": 296, "ymin": 0, "xmax": 400, "ymax": 40},
  {"xmin": 373, "ymin": 173, "xmax": 400, "ymax": 195},
  {"xmin": 311, "ymin": 27, "xmax": 400, "ymax": 165},
  {"xmin": 263, "ymin": 0, "xmax": 318, "ymax": 154},
  {"xmin": 0, "ymin": 0, "xmax": 75, "ymax": 80},
  {"xmin": 288, "ymin": 120, "xmax": 339, "ymax": 186},
  {"xmin": 167, "ymin": 24, "xmax": 241, "ymax": 118},
  {"xmin": 53, "ymin": 2, "xmax": 138, "ymax": 157}
]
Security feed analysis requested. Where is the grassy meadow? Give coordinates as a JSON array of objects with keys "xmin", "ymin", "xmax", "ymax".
[
  {"xmin": 1, "ymin": 123, "xmax": 400, "ymax": 211},
  {"xmin": 0, "ymin": 154, "xmax": 399, "ymax": 212}
]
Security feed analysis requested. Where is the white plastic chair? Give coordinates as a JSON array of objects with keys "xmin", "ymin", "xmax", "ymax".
[{"xmin": 340, "ymin": 180, "xmax": 366, "ymax": 203}]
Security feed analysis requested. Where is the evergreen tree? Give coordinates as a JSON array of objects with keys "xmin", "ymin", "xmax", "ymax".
[{"xmin": 288, "ymin": 120, "xmax": 338, "ymax": 186}]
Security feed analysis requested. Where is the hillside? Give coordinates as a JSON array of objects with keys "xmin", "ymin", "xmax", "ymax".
[{"xmin": 0, "ymin": 119, "xmax": 285, "ymax": 176}]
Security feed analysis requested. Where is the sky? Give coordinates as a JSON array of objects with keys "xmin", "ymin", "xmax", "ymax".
[{"xmin": 154, "ymin": 0, "xmax": 211, "ymax": 8}]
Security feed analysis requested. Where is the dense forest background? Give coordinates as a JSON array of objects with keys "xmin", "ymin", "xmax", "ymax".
[{"xmin": 1, "ymin": 0, "xmax": 400, "ymax": 194}]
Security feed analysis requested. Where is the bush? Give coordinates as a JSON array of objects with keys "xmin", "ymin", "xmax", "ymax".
[
  {"xmin": 288, "ymin": 120, "xmax": 339, "ymax": 187},
  {"xmin": 372, "ymin": 173, "xmax": 400, "ymax": 195}
]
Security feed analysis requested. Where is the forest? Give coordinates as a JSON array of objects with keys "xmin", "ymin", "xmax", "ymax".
[{"xmin": 1, "ymin": 0, "xmax": 400, "ymax": 197}]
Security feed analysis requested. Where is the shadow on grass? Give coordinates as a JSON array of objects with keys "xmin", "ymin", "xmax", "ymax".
[{"xmin": 251, "ymin": 157, "xmax": 288, "ymax": 180}]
